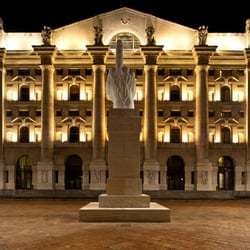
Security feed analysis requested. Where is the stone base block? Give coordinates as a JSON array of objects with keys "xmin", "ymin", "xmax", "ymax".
[
  {"xmin": 89, "ymin": 160, "xmax": 107, "ymax": 190},
  {"xmin": 196, "ymin": 160, "xmax": 215, "ymax": 191},
  {"xmin": 36, "ymin": 161, "xmax": 54, "ymax": 190},
  {"xmin": 99, "ymin": 194, "xmax": 150, "ymax": 208},
  {"xmin": 79, "ymin": 202, "xmax": 170, "ymax": 222}
]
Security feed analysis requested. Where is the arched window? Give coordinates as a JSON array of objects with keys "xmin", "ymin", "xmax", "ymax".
[
  {"xmin": 65, "ymin": 155, "xmax": 82, "ymax": 189},
  {"xmin": 167, "ymin": 155, "xmax": 185, "ymax": 190},
  {"xmin": 221, "ymin": 86, "xmax": 231, "ymax": 102},
  {"xmin": 221, "ymin": 127, "xmax": 231, "ymax": 144},
  {"xmin": 170, "ymin": 85, "xmax": 181, "ymax": 101},
  {"xmin": 16, "ymin": 155, "xmax": 32, "ymax": 189},
  {"xmin": 20, "ymin": 86, "xmax": 29, "ymax": 101},
  {"xmin": 170, "ymin": 127, "xmax": 181, "ymax": 143},
  {"xmin": 217, "ymin": 156, "xmax": 234, "ymax": 190},
  {"xmin": 69, "ymin": 126, "xmax": 79, "ymax": 143},
  {"xmin": 69, "ymin": 85, "xmax": 80, "ymax": 101},
  {"xmin": 110, "ymin": 32, "xmax": 140, "ymax": 50},
  {"xmin": 20, "ymin": 126, "xmax": 29, "ymax": 143}
]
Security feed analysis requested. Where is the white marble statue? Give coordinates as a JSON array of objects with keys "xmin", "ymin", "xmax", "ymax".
[{"xmin": 106, "ymin": 40, "xmax": 136, "ymax": 109}]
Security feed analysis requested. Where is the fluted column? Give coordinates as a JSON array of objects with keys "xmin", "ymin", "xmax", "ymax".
[
  {"xmin": 193, "ymin": 45, "xmax": 217, "ymax": 191},
  {"xmin": 0, "ymin": 48, "xmax": 6, "ymax": 190},
  {"xmin": 87, "ymin": 45, "xmax": 109, "ymax": 190},
  {"xmin": 33, "ymin": 45, "xmax": 56, "ymax": 190},
  {"xmin": 244, "ymin": 49, "xmax": 250, "ymax": 190},
  {"xmin": 141, "ymin": 46, "xmax": 163, "ymax": 190}
]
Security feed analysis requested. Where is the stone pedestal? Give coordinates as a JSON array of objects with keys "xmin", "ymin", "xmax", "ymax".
[
  {"xmin": 196, "ymin": 160, "xmax": 215, "ymax": 191},
  {"xmin": 36, "ymin": 161, "xmax": 53, "ymax": 190},
  {"xmin": 79, "ymin": 109, "xmax": 170, "ymax": 222},
  {"xmin": 143, "ymin": 160, "xmax": 160, "ymax": 190},
  {"xmin": 89, "ymin": 160, "xmax": 107, "ymax": 190}
]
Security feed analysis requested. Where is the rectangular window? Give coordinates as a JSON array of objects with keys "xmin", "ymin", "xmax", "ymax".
[
  {"xmin": 56, "ymin": 69, "xmax": 63, "ymax": 76},
  {"xmin": 4, "ymin": 171, "xmax": 8, "ymax": 183},
  {"xmin": 105, "ymin": 170, "xmax": 109, "ymax": 184},
  {"xmin": 239, "ymin": 111, "xmax": 244, "ymax": 118},
  {"xmin": 85, "ymin": 69, "xmax": 92, "ymax": 76},
  {"xmin": 139, "ymin": 111, "xmax": 143, "ymax": 117},
  {"xmin": 86, "ymin": 110, "xmax": 92, "ymax": 116},
  {"xmin": 136, "ymin": 69, "xmax": 143, "ymax": 76},
  {"xmin": 19, "ymin": 111, "xmax": 29, "ymax": 117},
  {"xmin": 241, "ymin": 172, "xmax": 246, "ymax": 185},
  {"xmin": 35, "ymin": 69, "xmax": 41, "ymax": 76},
  {"xmin": 36, "ymin": 110, "xmax": 41, "ymax": 116},
  {"xmin": 53, "ymin": 170, "xmax": 59, "ymax": 184},
  {"xmin": 56, "ymin": 110, "xmax": 62, "ymax": 117},
  {"xmin": 169, "ymin": 69, "xmax": 182, "ymax": 76},
  {"xmin": 209, "ymin": 111, "xmax": 215, "ymax": 117},
  {"xmin": 68, "ymin": 110, "xmax": 79, "ymax": 116},
  {"xmin": 170, "ymin": 111, "xmax": 181, "ymax": 117},
  {"xmin": 187, "ymin": 70, "xmax": 193, "ymax": 76},
  {"xmin": 89, "ymin": 170, "xmax": 91, "ymax": 184},
  {"xmin": 191, "ymin": 171, "xmax": 195, "ymax": 185},
  {"xmin": 7, "ymin": 70, "xmax": 13, "ymax": 76},
  {"xmin": 18, "ymin": 69, "xmax": 30, "ymax": 76},
  {"xmin": 157, "ymin": 69, "xmax": 165, "ymax": 76},
  {"xmin": 208, "ymin": 70, "xmax": 215, "ymax": 76},
  {"xmin": 188, "ymin": 111, "xmax": 194, "ymax": 117},
  {"xmin": 106, "ymin": 110, "xmax": 109, "ymax": 117},
  {"xmin": 158, "ymin": 110, "xmax": 164, "ymax": 117},
  {"xmin": 221, "ymin": 111, "xmax": 232, "ymax": 118},
  {"xmin": 6, "ymin": 110, "xmax": 12, "ymax": 117},
  {"xmin": 140, "ymin": 170, "xmax": 144, "ymax": 184},
  {"xmin": 68, "ymin": 69, "xmax": 80, "ymax": 76}
]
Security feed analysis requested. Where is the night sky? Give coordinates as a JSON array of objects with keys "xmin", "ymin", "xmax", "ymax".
[{"xmin": 0, "ymin": 0, "xmax": 249, "ymax": 33}]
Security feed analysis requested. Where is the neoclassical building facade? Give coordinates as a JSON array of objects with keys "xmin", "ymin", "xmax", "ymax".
[{"xmin": 0, "ymin": 7, "xmax": 250, "ymax": 193}]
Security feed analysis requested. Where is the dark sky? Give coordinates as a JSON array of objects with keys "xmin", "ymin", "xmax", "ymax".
[{"xmin": 0, "ymin": 0, "xmax": 249, "ymax": 32}]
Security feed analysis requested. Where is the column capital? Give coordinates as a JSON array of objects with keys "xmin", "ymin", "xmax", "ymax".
[
  {"xmin": 40, "ymin": 64, "xmax": 55, "ymax": 72},
  {"xmin": 32, "ymin": 45, "xmax": 56, "ymax": 65},
  {"xmin": 144, "ymin": 65, "xmax": 158, "ymax": 72},
  {"xmin": 193, "ymin": 45, "xmax": 217, "ymax": 65},
  {"xmin": 140, "ymin": 45, "xmax": 163, "ymax": 65},
  {"xmin": 86, "ymin": 45, "xmax": 109, "ymax": 65},
  {"xmin": 92, "ymin": 64, "xmax": 106, "ymax": 72},
  {"xmin": 0, "ymin": 48, "xmax": 6, "ymax": 67}
]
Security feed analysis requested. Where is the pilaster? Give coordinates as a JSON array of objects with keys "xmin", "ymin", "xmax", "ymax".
[
  {"xmin": 141, "ymin": 45, "xmax": 163, "ymax": 190},
  {"xmin": 244, "ymin": 48, "xmax": 250, "ymax": 190},
  {"xmin": 193, "ymin": 45, "xmax": 217, "ymax": 191},
  {"xmin": 33, "ymin": 45, "xmax": 56, "ymax": 190},
  {"xmin": 0, "ymin": 48, "xmax": 6, "ymax": 190},
  {"xmin": 87, "ymin": 45, "xmax": 109, "ymax": 190}
]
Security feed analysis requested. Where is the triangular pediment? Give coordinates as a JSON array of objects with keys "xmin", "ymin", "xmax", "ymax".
[{"xmin": 53, "ymin": 7, "xmax": 196, "ymax": 50}]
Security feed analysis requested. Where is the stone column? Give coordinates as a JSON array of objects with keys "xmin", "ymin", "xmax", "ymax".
[
  {"xmin": 0, "ymin": 48, "xmax": 6, "ymax": 190},
  {"xmin": 33, "ymin": 45, "xmax": 56, "ymax": 190},
  {"xmin": 244, "ymin": 48, "xmax": 250, "ymax": 190},
  {"xmin": 193, "ymin": 46, "xmax": 217, "ymax": 191},
  {"xmin": 87, "ymin": 46, "xmax": 109, "ymax": 190},
  {"xmin": 141, "ymin": 46, "xmax": 163, "ymax": 190}
]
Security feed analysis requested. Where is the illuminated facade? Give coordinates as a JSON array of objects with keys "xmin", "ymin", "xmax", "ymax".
[{"xmin": 0, "ymin": 7, "xmax": 250, "ymax": 193}]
